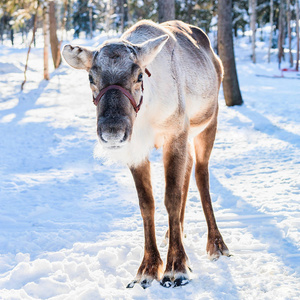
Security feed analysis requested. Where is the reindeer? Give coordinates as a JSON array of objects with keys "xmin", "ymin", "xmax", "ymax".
[{"xmin": 62, "ymin": 20, "xmax": 229, "ymax": 289}]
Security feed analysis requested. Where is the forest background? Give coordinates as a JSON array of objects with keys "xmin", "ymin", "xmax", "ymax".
[
  {"xmin": 0, "ymin": 0, "xmax": 300, "ymax": 298},
  {"xmin": 1, "ymin": 0, "xmax": 299, "ymax": 75}
]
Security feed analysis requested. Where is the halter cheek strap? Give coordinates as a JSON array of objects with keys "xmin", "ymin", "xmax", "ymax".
[{"xmin": 92, "ymin": 68, "xmax": 151, "ymax": 113}]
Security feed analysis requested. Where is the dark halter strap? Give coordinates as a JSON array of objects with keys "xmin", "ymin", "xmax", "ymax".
[{"xmin": 93, "ymin": 68, "xmax": 151, "ymax": 113}]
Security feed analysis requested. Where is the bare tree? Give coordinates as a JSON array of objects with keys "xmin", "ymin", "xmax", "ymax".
[
  {"xmin": 158, "ymin": 0, "xmax": 175, "ymax": 23},
  {"xmin": 43, "ymin": 2, "xmax": 50, "ymax": 80},
  {"xmin": 60, "ymin": 0, "xmax": 68, "ymax": 41},
  {"xmin": 268, "ymin": 0, "xmax": 274, "ymax": 63},
  {"xmin": 88, "ymin": 0, "xmax": 93, "ymax": 39},
  {"xmin": 49, "ymin": 0, "xmax": 61, "ymax": 69},
  {"xmin": 185, "ymin": 0, "xmax": 193, "ymax": 24},
  {"xmin": 218, "ymin": 0, "xmax": 243, "ymax": 106},
  {"xmin": 119, "ymin": 0, "xmax": 125, "ymax": 33},
  {"xmin": 278, "ymin": 0, "xmax": 285, "ymax": 68},
  {"xmin": 105, "ymin": 0, "xmax": 113, "ymax": 34},
  {"xmin": 0, "ymin": 12, "xmax": 4, "ymax": 44},
  {"xmin": 287, "ymin": 0, "xmax": 293, "ymax": 67},
  {"xmin": 249, "ymin": 0, "xmax": 257, "ymax": 63},
  {"xmin": 21, "ymin": 0, "xmax": 40, "ymax": 90},
  {"xmin": 296, "ymin": 0, "xmax": 299, "ymax": 71}
]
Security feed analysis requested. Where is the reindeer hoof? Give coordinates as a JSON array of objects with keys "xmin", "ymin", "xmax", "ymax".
[
  {"xmin": 126, "ymin": 280, "xmax": 137, "ymax": 288},
  {"xmin": 173, "ymin": 275, "xmax": 190, "ymax": 287},
  {"xmin": 160, "ymin": 274, "xmax": 190, "ymax": 288},
  {"xmin": 126, "ymin": 278, "xmax": 153, "ymax": 289},
  {"xmin": 160, "ymin": 276, "xmax": 173, "ymax": 288},
  {"xmin": 207, "ymin": 236, "xmax": 230, "ymax": 261},
  {"xmin": 140, "ymin": 278, "xmax": 152, "ymax": 289}
]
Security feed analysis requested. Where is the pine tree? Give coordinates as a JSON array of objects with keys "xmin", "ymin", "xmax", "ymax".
[
  {"xmin": 175, "ymin": 0, "xmax": 216, "ymax": 33},
  {"xmin": 73, "ymin": 0, "xmax": 95, "ymax": 38},
  {"xmin": 232, "ymin": 0, "xmax": 248, "ymax": 37}
]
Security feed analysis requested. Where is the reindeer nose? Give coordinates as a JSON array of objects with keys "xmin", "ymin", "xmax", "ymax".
[{"xmin": 98, "ymin": 124, "xmax": 128, "ymax": 144}]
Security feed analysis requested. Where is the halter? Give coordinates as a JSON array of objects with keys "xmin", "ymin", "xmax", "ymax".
[{"xmin": 93, "ymin": 68, "xmax": 151, "ymax": 113}]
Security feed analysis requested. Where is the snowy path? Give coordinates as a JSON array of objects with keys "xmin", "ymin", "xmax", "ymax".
[{"xmin": 0, "ymin": 37, "xmax": 299, "ymax": 299}]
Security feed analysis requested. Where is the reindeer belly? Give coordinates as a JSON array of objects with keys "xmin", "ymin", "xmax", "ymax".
[{"xmin": 187, "ymin": 94, "xmax": 217, "ymax": 138}]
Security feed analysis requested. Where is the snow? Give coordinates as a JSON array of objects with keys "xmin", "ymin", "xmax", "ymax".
[{"xmin": 0, "ymin": 32, "xmax": 299, "ymax": 299}]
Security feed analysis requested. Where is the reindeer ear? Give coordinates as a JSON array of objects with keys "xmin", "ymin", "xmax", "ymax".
[
  {"xmin": 62, "ymin": 45, "xmax": 94, "ymax": 71},
  {"xmin": 135, "ymin": 35, "xmax": 169, "ymax": 66}
]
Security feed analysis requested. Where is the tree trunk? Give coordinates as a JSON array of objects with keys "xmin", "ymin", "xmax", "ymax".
[
  {"xmin": 66, "ymin": 0, "xmax": 72, "ymax": 32},
  {"xmin": 185, "ymin": 0, "xmax": 193, "ymax": 24},
  {"xmin": 249, "ymin": 0, "xmax": 257, "ymax": 63},
  {"xmin": 10, "ymin": 28, "xmax": 14, "ymax": 46},
  {"xmin": 158, "ymin": 0, "xmax": 175, "ymax": 23},
  {"xmin": 287, "ymin": 0, "xmax": 293, "ymax": 67},
  {"xmin": 33, "ymin": 15, "xmax": 36, "ymax": 47},
  {"xmin": 268, "ymin": 0, "xmax": 274, "ymax": 63},
  {"xmin": 278, "ymin": 0, "xmax": 285, "ymax": 68},
  {"xmin": 296, "ymin": 0, "xmax": 299, "ymax": 71},
  {"xmin": 21, "ymin": 25, "xmax": 25, "ymax": 44},
  {"xmin": 123, "ymin": 0, "xmax": 128, "ymax": 29},
  {"xmin": 218, "ymin": 0, "xmax": 243, "ymax": 106},
  {"xmin": 89, "ymin": 5, "xmax": 93, "ymax": 39},
  {"xmin": 120, "ymin": 0, "xmax": 125, "ymax": 33},
  {"xmin": 43, "ymin": 3, "xmax": 50, "ymax": 81},
  {"xmin": 49, "ymin": 0, "xmax": 61, "ymax": 69},
  {"xmin": 0, "ymin": 15, "xmax": 4, "ymax": 44},
  {"xmin": 106, "ymin": 0, "xmax": 113, "ymax": 34},
  {"xmin": 60, "ymin": 0, "xmax": 68, "ymax": 41}
]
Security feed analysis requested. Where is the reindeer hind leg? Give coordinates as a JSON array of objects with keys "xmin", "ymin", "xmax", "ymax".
[{"xmin": 194, "ymin": 117, "xmax": 230, "ymax": 260}]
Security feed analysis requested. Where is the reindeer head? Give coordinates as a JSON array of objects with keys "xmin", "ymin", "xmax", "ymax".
[{"xmin": 62, "ymin": 35, "xmax": 168, "ymax": 150}]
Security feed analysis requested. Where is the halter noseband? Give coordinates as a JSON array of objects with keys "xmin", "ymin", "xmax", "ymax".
[{"xmin": 93, "ymin": 68, "xmax": 151, "ymax": 113}]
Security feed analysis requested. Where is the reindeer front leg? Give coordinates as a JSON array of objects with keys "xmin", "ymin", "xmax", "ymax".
[
  {"xmin": 161, "ymin": 130, "xmax": 191, "ymax": 288},
  {"xmin": 127, "ymin": 159, "xmax": 163, "ymax": 289}
]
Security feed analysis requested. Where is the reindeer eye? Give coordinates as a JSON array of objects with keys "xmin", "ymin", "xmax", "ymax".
[
  {"xmin": 137, "ymin": 73, "xmax": 143, "ymax": 82},
  {"xmin": 89, "ymin": 74, "xmax": 94, "ymax": 84}
]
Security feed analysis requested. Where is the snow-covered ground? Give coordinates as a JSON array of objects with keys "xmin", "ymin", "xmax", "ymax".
[{"xmin": 0, "ymin": 32, "xmax": 299, "ymax": 299}]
